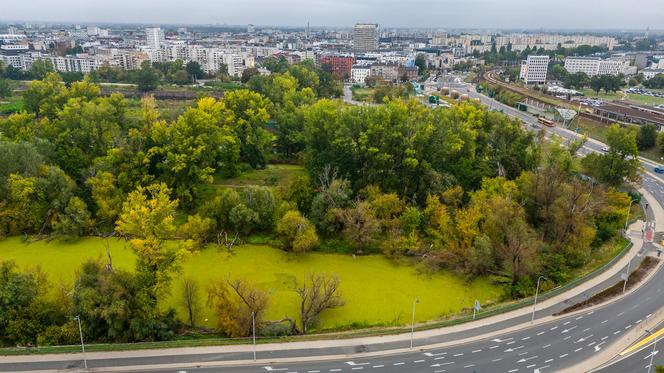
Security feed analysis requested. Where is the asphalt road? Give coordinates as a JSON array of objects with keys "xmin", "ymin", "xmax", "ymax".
[{"xmin": 3, "ymin": 81, "xmax": 664, "ymax": 373}]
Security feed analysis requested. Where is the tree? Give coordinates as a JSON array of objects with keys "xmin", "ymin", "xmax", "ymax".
[
  {"xmin": 414, "ymin": 54, "xmax": 428, "ymax": 76},
  {"xmin": 207, "ymin": 278, "xmax": 269, "ymax": 337},
  {"xmin": 222, "ymin": 89, "xmax": 272, "ymax": 169},
  {"xmin": 0, "ymin": 78, "xmax": 11, "ymax": 98},
  {"xmin": 295, "ymin": 273, "xmax": 344, "ymax": 334},
  {"xmin": 644, "ymin": 74, "xmax": 664, "ymax": 89},
  {"xmin": 181, "ymin": 277, "xmax": 200, "ymax": 328},
  {"xmin": 0, "ymin": 261, "xmax": 39, "ymax": 344},
  {"xmin": 173, "ymin": 70, "xmax": 190, "ymax": 85},
  {"xmin": 178, "ymin": 214, "xmax": 214, "ymax": 250},
  {"xmin": 185, "ymin": 61, "xmax": 205, "ymax": 81},
  {"xmin": 241, "ymin": 67, "xmax": 260, "ymax": 83},
  {"xmin": 637, "ymin": 124, "xmax": 658, "ymax": 150},
  {"xmin": 115, "ymin": 183, "xmax": 182, "ymax": 299},
  {"xmin": 340, "ymin": 201, "xmax": 381, "ymax": 251},
  {"xmin": 275, "ymin": 210, "xmax": 319, "ymax": 253},
  {"xmin": 30, "ymin": 59, "xmax": 55, "ymax": 80},
  {"xmin": 52, "ymin": 196, "xmax": 92, "ymax": 240},
  {"xmin": 134, "ymin": 62, "xmax": 160, "ymax": 92},
  {"xmin": 582, "ymin": 124, "xmax": 640, "ymax": 187},
  {"xmin": 22, "ymin": 73, "xmax": 68, "ymax": 118}
]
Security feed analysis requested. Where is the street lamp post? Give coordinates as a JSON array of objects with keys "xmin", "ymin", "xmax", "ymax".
[
  {"xmin": 252, "ymin": 311, "xmax": 256, "ymax": 361},
  {"xmin": 647, "ymin": 330, "xmax": 659, "ymax": 373},
  {"xmin": 531, "ymin": 276, "xmax": 547, "ymax": 323},
  {"xmin": 74, "ymin": 315, "xmax": 87, "ymax": 370},
  {"xmin": 624, "ymin": 198, "xmax": 636, "ymax": 231},
  {"xmin": 410, "ymin": 298, "xmax": 419, "ymax": 350},
  {"xmin": 623, "ymin": 256, "xmax": 633, "ymax": 294}
]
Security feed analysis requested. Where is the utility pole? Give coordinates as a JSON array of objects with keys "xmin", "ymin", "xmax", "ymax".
[{"xmin": 74, "ymin": 315, "xmax": 87, "ymax": 370}]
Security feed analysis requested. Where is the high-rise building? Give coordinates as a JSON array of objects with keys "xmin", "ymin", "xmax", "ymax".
[
  {"xmin": 145, "ymin": 27, "xmax": 165, "ymax": 50},
  {"xmin": 353, "ymin": 23, "xmax": 378, "ymax": 51},
  {"xmin": 247, "ymin": 24, "xmax": 255, "ymax": 33},
  {"xmin": 519, "ymin": 55, "xmax": 549, "ymax": 84}
]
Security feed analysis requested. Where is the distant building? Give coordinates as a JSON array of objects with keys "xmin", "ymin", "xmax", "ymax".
[
  {"xmin": 145, "ymin": 27, "xmax": 165, "ymax": 49},
  {"xmin": 353, "ymin": 23, "xmax": 378, "ymax": 52},
  {"xmin": 398, "ymin": 65, "xmax": 418, "ymax": 82},
  {"xmin": 370, "ymin": 62, "xmax": 400, "ymax": 82},
  {"xmin": 643, "ymin": 69, "xmax": 664, "ymax": 80},
  {"xmin": 319, "ymin": 54, "xmax": 354, "ymax": 79},
  {"xmin": 519, "ymin": 55, "xmax": 549, "ymax": 84},
  {"xmin": 247, "ymin": 24, "xmax": 255, "ymax": 33},
  {"xmin": 564, "ymin": 57, "xmax": 631, "ymax": 77},
  {"xmin": 351, "ymin": 65, "xmax": 371, "ymax": 84},
  {"xmin": 635, "ymin": 54, "xmax": 648, "ymax": 70}
]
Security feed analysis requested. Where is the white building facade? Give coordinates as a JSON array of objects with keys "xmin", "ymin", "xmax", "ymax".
[
  {"xmin": 564, "ymin": 57, "xmax": 630, "ymax": 77},
  {"xmin": 519, "ymin": 55, "xmax": 549, "ymax": 84},
  {"xmin": 351, "ymin": 65, "xmax": 371, "ymax": 84}
]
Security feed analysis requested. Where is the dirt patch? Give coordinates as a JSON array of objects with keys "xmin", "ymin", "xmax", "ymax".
[{"xmin": 554, "ymin": 256, "xmax": 660, "ymax": 316}]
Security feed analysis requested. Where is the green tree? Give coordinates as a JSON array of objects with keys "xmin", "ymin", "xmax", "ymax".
[
  {"xmin": 637, "ymin": 124, "xmax": 658, "ymax": 150},
  {"xmin": 222, "ymin": 89, "xmax": 272, "ymax": 169},
  {"xmin": 0, "ymin": 78, "xmax": 11, "ymax": 98},
  {"xmin": 173, "ymin": 70, "xmax": 190, "ymax": 85},
  {"xmin": 52, "ymin": 196, "xmax": 92, "ymax": 240},
  {"xmin": 30, "ymin": 59, "xmax": 55, "ymax": 80},
  {"xmin": 134, "ymin": 62, "xmax": 161, "ymax": 92},
  {"xmin": 414, "ymin": 54, "xmax": 428, "ymax": 76},
  {"xmin": 275, "ymin": 210, "xmax": 319, "ymax": 253},
  {"xmin": 582, "ymin": 124, "xmax": 640, "ymax": 187},
  {"xmin": 185, "ymin": 61, "xmax": 205, "ymax": 81},
  {"xmin": 115, "ymin": 183, "xmax": 183, "ymax": 299}
]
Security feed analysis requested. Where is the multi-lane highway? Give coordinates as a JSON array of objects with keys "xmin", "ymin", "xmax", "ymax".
[{"xmin": 3, "ymin": 79, "xmax": 664, "ymax": 373}]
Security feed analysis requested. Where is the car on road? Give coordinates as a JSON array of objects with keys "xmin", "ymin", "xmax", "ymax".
[
  {"xmin": 655, "ymin": 167, "xmax": 664, "ymax": 174},
  {"xmin": 601, "ymin": 146, "xmax": 609, "ymax": 152}
]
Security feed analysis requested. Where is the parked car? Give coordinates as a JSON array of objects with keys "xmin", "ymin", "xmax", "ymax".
[
  {"xmin": 655, "ymin": 167, "xmax": 664, "ymax": 174},
  {"xmin": 601, "ymin": 146, "xmax": 609, "ymax": 152}
]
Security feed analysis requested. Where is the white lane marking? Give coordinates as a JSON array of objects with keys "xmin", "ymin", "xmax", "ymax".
[
  {"xmin": 647, "ymin": 313, "xmax": 653, "ymax": 318},
  {"xmin": 522, "ymin": 336, "xmax": 531, "ymax": 341},
  {"xmin": 372, "ymin": 365, "xmax": 384, "ymax": 368},
  {"xmin": 352, "ymin": 368, "xmax": 363, "ymax": 371},
  {"xmin": 434, "ymin": 356, "xmax": 446, "ymax": 360},
  {"xmin": 618, "ymin": 312, "xmax": 625, "ymax": 317},
  {"xmin": 509, "ymin": 370, "xmax": 519, "ymax": 373},
  {"xmin": 414, "ymin": 360, "xmax": 425, "ymax": 363},
  {"xmin": 346, "ymin": 362, "xmax": 370, "ymax": 366},
  {"xmin": 453, "ymin": 353, "xmax": 464, "ymax": 356},
  {"xmin": 564, "ymin": 336, "xmax": 571, "ymax": 340},
  {"xmin": 587, "ymin": 311, "xmax": 595, "ymax": 315},
  {"xmin": 490, "ymin": 345, "xmax": 499, "ymax": 349},
  {"xmin": 472, "ymin": 349, "xmax": 482, "ymax": 353},
  {"xmin": 576, "ymin": 316, "xmax": 584, "ymax": 320},
  {"xmin": 543, "ymin": 344, "xmax": 551, "ymax": 348},
  {"xmin": 519, "ymin": 352, "xmax": 529, "ymax": 356},
  {"xmin": 575, "ymin": 347, "xmax": 583, "ymax": 352},
  {"xmin": 545, "ymin": 359, "xmax": 554, "ymax": 363},
  {"xmin": 636, "ymin": 319, "xmax": 643, "ymax": 324},
  {"xmin": 614, "ymin": 330, "xmax": 622, "ymax": 335},
  {"xmin": 564, "ymin": 321, "xmax": 571, "ymax": 325},
  {"xmin": 560, "ymin": 354, "xmax": 569, "ymax": 358},
  {"xmin": 588, "ymin": 342, "xmax": 597, "ymax": 347},
  {"xmin": 550, "ymin": 326, "xmax": 559, "ymax": 331},
  {"xmin": 527, "ymin": 364, "xmax": 536, "ymax": 368},
  {"xmin": 537, "ymin": 331, "xmax": 545, "ymax": 336},
  {"xmin": 507, "ymin": 341, "xmax": 516, "ymax": 345},
  {"xmin": 308, "ymin": 371, "xmax": 320, "ymax": 373},
  {"xmin": 464, "ymin": 364, "xmax": 475, "ymax": 368},
  {"xmin": 518, "ymin": 356, "xmax": 538, "ymax": 362},
  {"xmin": 582, "ymin": 328, "xmax": 591, "ymax": 332},
  {"xmin": 330, "ymin": 370, "xmax": 341, "ymax": 372},
  {"xmin": 264, "ymin": 368, "xmax": 289, "ymax": 371},
  {"xmin": 492, "ymin": 358, "xmax": 503, "ymax": 362},
  {"xmin": 601, "ymin": 320, "xmax": 608, "ymax": 324},
  {"xmin": 601, "ymin": 336, "xmax": 609, "ymax": 341},
  {"xmin": 625, "ymin": 324, "xmax": 633, "ymax": 330},
  {"xmin": 423, "ymin": 352, "xmax": 446, "ymax": 357},
  {"xmin": 393, "ymin": 362, "xmax": 404, "ymax": 366}
]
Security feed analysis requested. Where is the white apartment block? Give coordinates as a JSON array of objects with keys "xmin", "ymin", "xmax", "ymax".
[
  {"xmin": 145, "ymin": 27, "xmax": 165, "ymax": 50},
  {"xmin": 519, "ymin": 55, "xmax": 549, "ymax": 84},
  {"xmin": 351, "ymin": 65, "xmax": 371, "ymax": 84},
  {"xmin": 564, "ymin": 57, "xmax": 630, "ymax": 77},
  {"xmin": 643, "ymin": 69, "xmax": 664, "ymax": 80}
]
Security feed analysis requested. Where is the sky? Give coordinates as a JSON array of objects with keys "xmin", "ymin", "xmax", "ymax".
[{"xmin": 2, "ymin": 0, "xmax": 663, "ymax": 30}]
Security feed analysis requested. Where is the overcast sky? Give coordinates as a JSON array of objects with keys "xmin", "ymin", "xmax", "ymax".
[{"xmin": 2, "ymin": 0, "xmax": 663, "ymax": 30}]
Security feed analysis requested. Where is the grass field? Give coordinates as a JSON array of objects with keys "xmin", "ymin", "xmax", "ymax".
[
  {"xmin": 0, "ymin": 237, "xmax": 503, "ymax": 331},
  {"xmin": 351, "ymin": 87, "xmax": 374, "ymax": 102},
  {"xmin": 215, "ymin": 164, "xmax": 308, "ymax": 189}
]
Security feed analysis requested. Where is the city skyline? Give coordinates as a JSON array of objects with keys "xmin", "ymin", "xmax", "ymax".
[{"xmin": 1, "ymin": 0, "xmax": 663, "ymax": 30}]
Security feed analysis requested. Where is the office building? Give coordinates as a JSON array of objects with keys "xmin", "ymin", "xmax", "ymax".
[
  {"xmin": 643, "ymin": 69, "xmax": 664, "ymax": 80},
  {"xmin": 145, "ymin": 27, "xmax": 165, "ymax": 49},
  {"xmin": 519, "ymin": 55, "xmax": 549, "ymax": 84},
  {"xmin": 564, "ymin": 57, "xmax": 630, "ymax": 77},
  {"xmin": 353, "ymin": 23, "xmax": 378, "ymax": 51}
]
